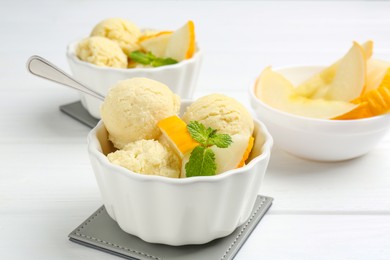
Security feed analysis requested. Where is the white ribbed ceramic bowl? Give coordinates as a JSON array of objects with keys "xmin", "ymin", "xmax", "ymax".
[
  {"xmin": 87, "ymin": 100, "xmax": 273, "ymax": 245},
  {"xmin": 249, "ymin": 66, "xmax": 390, "ymax": 162},
  {"xmin": 66, "ymin": 40, "xmax": 203, "ymax": 118}
]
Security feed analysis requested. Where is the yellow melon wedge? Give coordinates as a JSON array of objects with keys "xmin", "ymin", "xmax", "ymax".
[
  {"xmin": 294, "ymin": 63, "xmax": 337, "ymax": 98},
  {"xmin": 362, "ymin": 40, "xmax": 374, "ymax": 60},
  {"xmin": 157, "ymin": 116, "xmax": 199, "ymax": 157},
  {"xmin": 237, "ymin": 136, "xmax": 254, "ymax": 168},
  {"xmin": 355, "ymin": 68, "xmax": 390, "ymax": 115},
  {"xmin": 255, "ymin": 67, "xmax": 358, "ymax": 119},
  {"xmin": 332, "ymin": 101, "xmax": 372, "ymax": 120},
  {"xmin": 320, "ymin": 42, "xmax": 366, "ymax": 101},
  {"xmin": 334, "ymin": 68, "xmax": 390, "ymax": 119},
  {"xmin": 139, "ymin": 31, "xmax": 173, "ymax": 58},
  {"xmin": 165, "ymin": 21, "xmax": 196, "ymax": 61},
  {"xmin": 295, "ymin": 41, "xmax": 373, "ymax": 101},
  {"xmin": 365, "ymin": 59, "xmax": 390, "ymax": 93}
]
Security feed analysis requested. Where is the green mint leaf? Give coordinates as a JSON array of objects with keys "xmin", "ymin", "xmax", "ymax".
[
  {"xmin": 145, "ymin": 52, "xmax": 156, "ymax": 59},
  {"xmin": 208, "ymin": 133, "xmax": 232, "ymax": 148},
  {"xmin": 151, "ymin": 57, "xmax": 178, "ymax": 67},
  {"xmin": 187, "ymin": 121, "xmax": 213, "ymax": 145},
  {"xmin": 185, "ymin": 146, "xmax": 217, "ymax": 177},
  {"xmin": 187, "ymin": 121, "xmax": 233, "ymax": 148},
  {"xmin": 129, "ymin": 51, "xmax": 154, "ymax": 65},
  {"xmin": 130, "ymin": 51, "xmax": 178, "ymax": 67}
]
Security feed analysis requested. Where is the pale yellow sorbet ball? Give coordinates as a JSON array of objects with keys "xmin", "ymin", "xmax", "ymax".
[
  {"xmin": 76, "ymin": 36, "xmax": 127, "ymax": 68},
  {"xmin": 107, "ymin": 140, "xmax": 181, "ymax": 178},
  {"xmin": 91, "ymin": 18, "xmax": 141, "ymax": 55},
  {"xmin": 182, "ymin": 94, "xmax": 254, "ymax": 136},
  {"xmin": 101, "ymin": 78, "xmax": 180, "ymax": 149}
]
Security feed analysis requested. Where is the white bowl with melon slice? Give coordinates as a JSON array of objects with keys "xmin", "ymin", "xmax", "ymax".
[
  {"xmin": 67, "ymin": 21, "xmax": 203, "ymax": 118},
  {"xmin": 87, "ymin": 100, "xmax": 273, "ymax": 245},
  {"xmin": 250, "ymin": 40, "xmax": 390, "ymax": 161}
]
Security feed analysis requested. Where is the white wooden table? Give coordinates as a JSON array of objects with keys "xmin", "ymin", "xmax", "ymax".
[{"xmin": 1, "ymin": 1, "xmax": 390, "ymax": 259}]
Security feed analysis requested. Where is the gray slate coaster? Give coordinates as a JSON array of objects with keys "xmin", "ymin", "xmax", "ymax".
[
  {"xmin": 60, "ymin": 101, "xmax": 99, "ymax": 128},
  {"xmin": 69, "ymin": 195, "xmax": 273, "ymax": 260}
]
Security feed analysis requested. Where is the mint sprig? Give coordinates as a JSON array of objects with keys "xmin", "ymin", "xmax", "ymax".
[
  {"xmin": 187, "ymin": 121, "xmax": 232, "ymax": 148},
  {"xmin": 185, "ymin": 121, "xmax": 232, "ymax": 177},
  {"xmin": 129, "ymin": 51, "xmax": 178, "ymax": 67}
]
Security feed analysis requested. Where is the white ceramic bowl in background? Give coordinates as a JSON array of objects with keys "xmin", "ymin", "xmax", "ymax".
[
  {"xmin": 250, "ymin": 66, "xmax": 390, "ymax": 162},
  {"xmin": 87, "ymin": 100, "xmax": 273, "ymax": 245},
  {"xmin": 66, "ymin": 40, "xmax": 203, "ymax": 118}
]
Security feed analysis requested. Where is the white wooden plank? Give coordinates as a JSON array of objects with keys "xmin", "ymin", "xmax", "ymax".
[
  {"xmin": 0, "ymin": 212, "xmax": 389, "ymax": 260},
  {"xmin": 262, "ymin": 145, "xmax": 390, "ymax": 213},
  {"xmin": 239, "ymin": 214, "xmax": 390, "ymax": 260},
  {"xmin": 0, "ymin": 90, "xmax": 90, "ymax": 143}
]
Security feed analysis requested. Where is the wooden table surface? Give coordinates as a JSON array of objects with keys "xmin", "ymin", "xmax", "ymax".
[{"xmin": 1, "ymin": 1, "xmax": 390, "ymax": 259}]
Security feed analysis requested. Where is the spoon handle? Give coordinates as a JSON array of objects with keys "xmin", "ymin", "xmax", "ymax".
[{"xmin": 26, "ymin": 55, "xmax": 104, "ymax": 101}]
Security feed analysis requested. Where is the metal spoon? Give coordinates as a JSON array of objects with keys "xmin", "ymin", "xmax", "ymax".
[{"xmin": 26, "ymin": 55, "xmax": 104, "ymax": 101}]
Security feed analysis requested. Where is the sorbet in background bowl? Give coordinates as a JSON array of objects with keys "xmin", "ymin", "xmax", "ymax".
[{"xmin": 67, "ymin": 18, "xmax": 202, "ymax": 118}]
